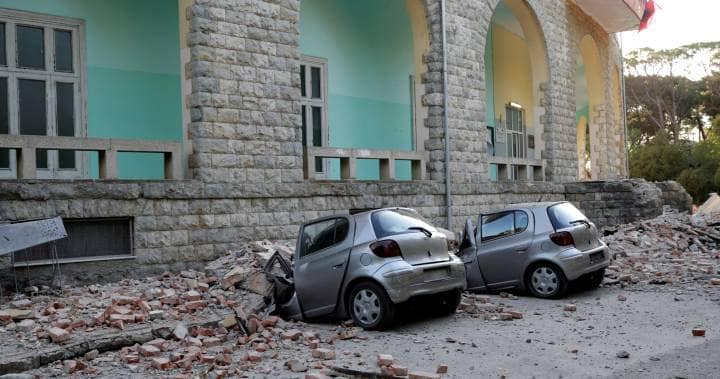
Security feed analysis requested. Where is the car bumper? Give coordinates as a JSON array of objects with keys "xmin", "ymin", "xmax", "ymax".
[
  {"xmin": 557, "ymin": 243, "xmax": 610, "ymax": 281},
  {"xmin": 375, "ymin": 255, "xmax": 466, "ymax": 304}
]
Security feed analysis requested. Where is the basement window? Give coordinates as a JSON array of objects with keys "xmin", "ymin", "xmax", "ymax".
[{"xmin": 13, "ymin": 217, "xmax": 134, "ymax": 266}]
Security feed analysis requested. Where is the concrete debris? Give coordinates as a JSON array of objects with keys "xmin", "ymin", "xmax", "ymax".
[
  {"xmin": 696, "ymin": 193, "xmax": 720, "ymax": 216},
  {"xmin": 603, "ymin": 209, "xmax": 720, "ymax": 287},
  {"xmin": 457, "ymin": 293, "xmax": 526, "ymax": 322},
  {"xmin": 616, "ymin": 350, "xmax": 630, "ymax": 359}
]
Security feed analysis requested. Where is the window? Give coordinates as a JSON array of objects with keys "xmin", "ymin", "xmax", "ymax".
[
  {"xmin": 300, "ymin": 56, "xmax": 328, "ymax": 177},
  {"xmin": 0, "ymin": 9, "xmax": 86, "ymax": 179},
  {"xmin": 505, "ymin": 104, "xmax": 526, "ymax": 159},
  {"xmin": 547, "ymin": 203, "xmax": 588, "ymax": 229},
  {"xmin": 481, "ymin": 211, "xmax": 529, "ymax": 242},
  {"xmin": 299, "ymin": 217, "xmax": 349, "ymax": 258},
  {"xmin": 371, "ymin": 208, "xmax": 434, "ymax": 239},
  {"xmin": 13, "ymin": 217, "xmax": 134, "ymax": 264}
]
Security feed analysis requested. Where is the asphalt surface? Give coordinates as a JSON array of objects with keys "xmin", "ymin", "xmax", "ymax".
[{"xmin": 328, "ymin": 284, "xmax": 720, "ymax": 378}]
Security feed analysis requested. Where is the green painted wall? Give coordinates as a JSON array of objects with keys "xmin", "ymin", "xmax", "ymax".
[
  {"xmin": 299, "ymin": 0, "xmax": 415, "ymax": 180},
  {"xmin": 0, "ymin": 0, "xmax": 182, "ymax": 179}
]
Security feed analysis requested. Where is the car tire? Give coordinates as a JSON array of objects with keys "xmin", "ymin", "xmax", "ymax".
[
  {"xmin": 348, "ymin": 282, "xmax": 395, "ymax": 331},
  {"xmin": 437, "ymin": 289, "xmax": 462, "ymax": 315},
  {"xmin": 525, "ymin": 263, "xmax": 568, "ymax": 299},
  {"xmin": 582, "ymin": 268, "xmax": 605, "ymax": 289}
]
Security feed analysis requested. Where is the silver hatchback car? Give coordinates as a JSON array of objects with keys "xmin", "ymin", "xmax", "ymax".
[
  {"xmin": 279, "ymin": 208, "xmax": 466, "ymax": 330},
  {"xmin": 457, "ymin": 201, "xmax": 609, "ymax": 298}
]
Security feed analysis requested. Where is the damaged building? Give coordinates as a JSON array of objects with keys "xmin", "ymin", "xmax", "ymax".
[{"xmin": 0, "ymin": 0, "xmax": 691, "ymax": 283}]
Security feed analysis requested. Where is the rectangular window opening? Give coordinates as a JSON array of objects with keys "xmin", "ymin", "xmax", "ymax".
[
  {"xmin": 13, "ymin": 217, "xmax": 134, "ymax": 264},
  {"xmin": 17, "ymin": 25, "xmax": 45, "ymax": 70},
  {"xmin": 54, "ymin": 29, "xmax": 73, "ymax": 72}
]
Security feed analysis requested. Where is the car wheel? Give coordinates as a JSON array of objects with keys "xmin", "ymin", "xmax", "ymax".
[
  {"xmin": 583, "ymin": 268, "xmax": 605, "ymax": 289},
  {"xmin": 348, "ymin": 282, "xmax": 395, "ymax": 330},
  {"xmin": 526, "ymin": 263, "xmax": 568, "ymax": 299},
  {"xmin": 437, "ymin": 289, "xmax": 462, "ymax": 315}
]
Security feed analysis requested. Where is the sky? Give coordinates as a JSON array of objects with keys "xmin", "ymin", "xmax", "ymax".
[{"xmin": 620, "ymin": 0, "xmax": 720, "ymax": 53}]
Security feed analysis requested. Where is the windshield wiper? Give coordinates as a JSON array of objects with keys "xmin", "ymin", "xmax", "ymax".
[{"xmin": 408, "ymin": 226, "xmax": 432, "ymax": 238}]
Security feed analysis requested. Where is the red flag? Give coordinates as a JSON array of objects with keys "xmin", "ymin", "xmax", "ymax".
[{"xmin": 639, "ymin": 0, "xmax": 656, "ymax": 31}]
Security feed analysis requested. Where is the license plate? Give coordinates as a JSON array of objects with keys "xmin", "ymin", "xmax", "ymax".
[
  {"xmin": 423, "ymin": 267, "xmax": 450, "ymax": 282},
  {"xmin": 589, "ymin": 251, "xmax": 604, "ymax": 264}
]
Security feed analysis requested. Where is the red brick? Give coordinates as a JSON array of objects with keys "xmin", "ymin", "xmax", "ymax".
[
  {"xmin": 203, "ymin": 337, "xmax": 222, "ymax": 347},
  {"xmin": 436, "ymin": 365, "xmax": 448, "ymax": 374},
  {"xmin": 692, "ymin": 328, "xmax": 706, "ymax": 337},
  {"xmin": 151, "ymin": 357, "xmax": 172, "ymax": 370},
  {"xmin": 139, "ymin": 344, "xmax": 161, "ymax": 357},
  {"xmin": 311, "ymin": 349, "xmax": 335, "ymax": 360},
  {"xmin": 247, "ymin": 351, "xmax": 263, "ymax": 362},
  {"xmin": 261, "ymin": 316, "xmax": 280, "ymax": 327},
  {"xmin": 377, "ymin": 354, "xmax": 393, "ymax": 366},
  {"xmin": 281, "ymin": 329, "xmax": 303, "ymax": 340},
  {"xmin": 47, "ymin": 327, "xmax": 71, "ymax": 343},
  {"xmin": 185, "ymin": 300, "xmax": 207, "ymax": 311},
  {"xmin": 112, "ymin": 295, "xmax": 139, "ymax": 305},
  {"xmin": 185, "ymin": 290, "xmax": 202, "ymax": 301}
]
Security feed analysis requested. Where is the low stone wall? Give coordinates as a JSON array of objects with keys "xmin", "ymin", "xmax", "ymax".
[
  {"xmin": 654, "ymin": 181, "xmax": 694, "ymax": 212},
  {"xmin": 564, "ymin": 179, "xmax": 691, "ymax": 229},
  {"xmin": 0, "ymin": 179, "xmax": 564, "ymax": 286},
  {"xmin": 0, "ymin": 178, "xmax": 691, "ymax": 286}
]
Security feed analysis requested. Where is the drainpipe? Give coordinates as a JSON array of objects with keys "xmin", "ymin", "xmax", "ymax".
[
  {"xmin": 441, "ymin": 0, "xmax": 453, "ymax": 230},
  {"xmin": 619, "ymin": 34, "xmax": 630, "ymax": 178}
]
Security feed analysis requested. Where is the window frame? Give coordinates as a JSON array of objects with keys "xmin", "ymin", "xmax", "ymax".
[
  {"xmin": 0, "ymin": 8, "xmax": 87, "ymax": 179},
  {"xmin": 298, "ymin": 217, "xmax": 350, "ymax": 259},
  {"xmin": 299, "ymin": 55, "xmax": 328, "ymax": 179},
  {"xmin": 505, "ymin": 104, "xmax": 526, "ymax": 161},
  {"xmin": 480, "ymin": 210, "xmax": 529, "ymax": 242}
]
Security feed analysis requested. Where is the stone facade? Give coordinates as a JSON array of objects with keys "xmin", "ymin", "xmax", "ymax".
[{"xmin": 0, "ymin": 0, "xmax": 653, "ymax": 285}]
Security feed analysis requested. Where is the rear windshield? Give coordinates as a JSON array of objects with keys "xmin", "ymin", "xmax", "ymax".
[
  {"xmin": 547, "ymin": 203, "xmax": 588, "ymax": 229},
  {"xmin": 371, "ymin": 209, "xmax": 435, "ymax": 239}
]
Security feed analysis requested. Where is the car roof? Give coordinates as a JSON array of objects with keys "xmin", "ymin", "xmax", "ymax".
[
  {"xmin": 303, "ymin": 207, "xmax": 417, "ymax": 226},
  {"xmin": 480, "ymin": 201, "xmax": 567, "ymax": 214}
]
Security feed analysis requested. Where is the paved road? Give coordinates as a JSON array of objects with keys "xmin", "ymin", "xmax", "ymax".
[{"xmin": 329, "ymin": 284, "xmax": 720, "ymax": 378}]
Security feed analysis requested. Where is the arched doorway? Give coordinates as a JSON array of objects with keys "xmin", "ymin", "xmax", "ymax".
[
  {"xmin": 298, "ymin": 0, "xmax": 429, "ymax": 180},
  {"xmin": 485, "ymin": 0, "xmax": 549, "ymax": 181},
  {"xmin": 576, "ymin": 35, "xmax": 603, "ymax": 180}
]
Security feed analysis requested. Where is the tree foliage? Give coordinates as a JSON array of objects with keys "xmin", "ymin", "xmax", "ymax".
[{"xmin": 625, "ymin": 42, "xmax": 720, "ymax": 146}]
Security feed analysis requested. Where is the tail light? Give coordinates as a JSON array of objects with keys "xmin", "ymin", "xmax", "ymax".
[
  {"xmin": 550, "ymin": 231, "xmax": 575, "ymax": 247},
  {"xmin": 370, "ymin": 240, "xmax": 403, "ymax": 258}
]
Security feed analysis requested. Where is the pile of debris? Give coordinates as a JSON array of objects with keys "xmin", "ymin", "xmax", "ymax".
[
  {"xmin": 457, "ymin": 292, "xmax": 524, "ymax": 321},
  {"xmin": 0, "ymin": 240, "xmax": 332, "ymax": 377},
  {"xmin": 602, "ymin": 209, "xmax": 720, "ymax": 286}
]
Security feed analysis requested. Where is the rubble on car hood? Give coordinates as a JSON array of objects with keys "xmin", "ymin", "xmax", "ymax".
[{"xmin": 602, "ymin": 208, "xmax": 720, "ymax": 286}]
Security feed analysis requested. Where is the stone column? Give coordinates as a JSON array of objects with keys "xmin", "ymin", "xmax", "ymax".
[{"xmin": 185, "ymin": 0, "xmax": 304, "ymax": 184}]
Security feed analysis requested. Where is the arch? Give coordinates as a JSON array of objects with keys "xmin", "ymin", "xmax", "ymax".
[
  {"xmin": 485, "ymin": 0, "xmax": 550, "ymax": 180},
  {"xmin": 575, "ymin": 34, "xmax": 603, "ymax": 180}
]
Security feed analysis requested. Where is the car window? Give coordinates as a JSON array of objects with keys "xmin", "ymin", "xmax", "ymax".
[
  {"xmin": 481, "ymin": 211, "xmax": 529, "ymax": 242},
  {"xmin": 515, "ymin": 211, "xmax": 528, "ymax": 233},
  {"xmin": 299, "ymin": 217, "xmax": 350, "ymax": 258},
  {"xmin": 371, "ymin": 209, "xmax": 435, "ymax": 239},
  {"xmin": 547, "ymin": 203, "xmax": 587, "ymax": 229}
]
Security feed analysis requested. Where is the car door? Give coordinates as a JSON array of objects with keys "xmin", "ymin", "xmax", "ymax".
[
  {"xmin": 457, "ymin": 218, "xmax": 487, "ymax": 290},
  {"xmin": 294, "ymin": 216, "xmax": 355, "ymax": 318},
  {"xmin": 475, "ymin": 210, "xmax": 534, "ymax": 288}
]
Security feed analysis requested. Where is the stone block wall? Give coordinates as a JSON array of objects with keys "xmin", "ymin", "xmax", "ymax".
[
  {"xmin": 655, "ymin": 181, "xmax": 694, "ymax": 213},
  {"xmin": 564, "ymin": 179, "xmax": 691, "ymax": 229}
]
